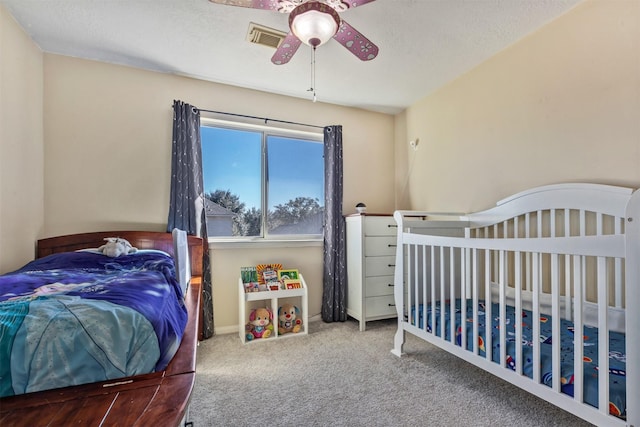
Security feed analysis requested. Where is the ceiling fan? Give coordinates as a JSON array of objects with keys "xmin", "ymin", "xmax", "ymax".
[{"xmin": 208, "ymin": 0, "xmax": 379, "ymax": 65}]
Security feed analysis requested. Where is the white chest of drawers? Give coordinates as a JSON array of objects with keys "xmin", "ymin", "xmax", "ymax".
[{"xmin": 346, "ymin": 214, "xmax": 397, "ymax": 331}]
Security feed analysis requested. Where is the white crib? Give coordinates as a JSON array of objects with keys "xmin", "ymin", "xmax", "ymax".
[{"xmin": 391, "ymin": 183, "xmax": 639, "ymax": 426}]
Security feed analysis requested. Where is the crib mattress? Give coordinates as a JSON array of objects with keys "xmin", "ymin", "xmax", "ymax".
[{"xmin": 412, "ymin": 299, "xmax": 626, "ymax": 419}]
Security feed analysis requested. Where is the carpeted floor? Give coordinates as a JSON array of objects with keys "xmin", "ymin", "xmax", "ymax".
[{"xmin": 189, "ymin": 318, "xmax": 594, "ymax": 427}]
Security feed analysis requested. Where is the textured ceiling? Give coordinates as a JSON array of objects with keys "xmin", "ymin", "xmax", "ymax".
[{"xmin": 2, "ymin": 0, "xmax": 583, "ymax": 114}]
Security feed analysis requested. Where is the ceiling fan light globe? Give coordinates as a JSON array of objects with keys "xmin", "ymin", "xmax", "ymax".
[{"xmin": 289, "ymin": 3, "xmax": 340, "ymax": 47}]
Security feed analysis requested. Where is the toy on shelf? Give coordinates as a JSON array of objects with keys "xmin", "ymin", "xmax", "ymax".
[
  {"xmin": 256, "ymin": 263, "xmax": 282, "ymax": 291},
  {"xmin": 278, "ymin": 269, "xmax": 302, "ymax": 289},
  {"xmin": 241, "ymin": 266, "xmax": 260, "ymax": 292},
  {"xmin": 246, "ymin": 307, "xmax": 274, "ymax": 341},
  {"xmin": 278, "ymin": 304, "xmax": 303, "ymax": 335}
]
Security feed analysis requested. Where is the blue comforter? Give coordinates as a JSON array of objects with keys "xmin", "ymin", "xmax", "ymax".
[{"xmin": 0, "ymin": 250, "xmax": 187, "ymax": 397}]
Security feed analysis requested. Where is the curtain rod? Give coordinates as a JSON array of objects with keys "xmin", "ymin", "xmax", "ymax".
[{"xmin": 197, "ymin": 108, "xmax": 325, "ymax": 130}]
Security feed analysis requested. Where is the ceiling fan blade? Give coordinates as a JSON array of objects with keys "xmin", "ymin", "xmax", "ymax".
[
  {"xmin": 338, "ymin": 0, "xmax": 376, "ymax": 9},
  {"xmin": 271, "ymin": 32, "xmax": 303, "ymax": 65},
  {"xmin": 333, "ymin": 19, "xmax": 378, "ymax": 61},
  {"xmin": 207, "ymin": 0, "xmax": 280, "ymax": 11}
]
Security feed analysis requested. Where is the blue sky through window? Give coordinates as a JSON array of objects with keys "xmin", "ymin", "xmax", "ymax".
[
  {"xmin": 267, "ymin": 135, "xmax": 324, "ymax": 209},
  {"xmin": 201, "ymin": 126, "xmax": 324, "ymax": 210}
]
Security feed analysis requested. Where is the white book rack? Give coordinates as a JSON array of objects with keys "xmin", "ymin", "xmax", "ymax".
[{"xmin": 238, "ymin": 275, "xmax": 308, "ymax": 344}]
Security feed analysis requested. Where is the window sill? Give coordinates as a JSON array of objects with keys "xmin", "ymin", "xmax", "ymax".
[{"xmin": 208, "ymin": 238, "xmax": 323, "ymax": 250}]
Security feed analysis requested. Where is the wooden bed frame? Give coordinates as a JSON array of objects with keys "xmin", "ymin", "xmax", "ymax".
[
  {"xmin": 0, "ymin": 231, "xmax": 204, "ymax": 427},
  {"xmin": 391, "ymin": 183, "xmax": 639, "ymax": 426}
]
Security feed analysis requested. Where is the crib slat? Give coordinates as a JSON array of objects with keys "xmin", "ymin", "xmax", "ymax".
[
  {"xmin": 485, "ymin": 249, "xmax": 492, "ymax": 362},
  {"xmin": 564, "ymin": 209, "xmax": 572, "ymax": 320},
  {"xmin": 440, "ymin": 246, "xmax": 445, "ymax": 340},
  {"xmin": 525, "ymin": 213, "xmax": 531, "ymax": 292},
  {"xmin": 464, "ymin": 247, "xmax": 471, "ymax": 297},
  {"xmin": 549, "ymin": 209, "xmax": 561, "ymax": 392},
  {"xmin": 499, "ymin": 250, "xmax": 507, "ymax": 367},
  {"xmin": 407, "ymin": 245, "xmax": 418, "ymax": 326},
  {"xmin": 573, "ymin": 256, "xmax": 584, "ymax": 404},
  {"xmin": 450, "ymin": 247, "xmax": 456, "ymax": 344},
  {"xmin": 537, "ymin": 210, "xmax": 543, "ymax": 239},
  {"xmin": 515, "ymin": 251, "xmax": 523, "ymax": 375},
  {"xmin": 414, "ymin": 247, "xmax": 429, "ymax": 332},
  {"xmin": 493, "ymin": 224, "xmax": 499, "ymax": 284},
  {"xmin": 461, "ymin": 248, "xmax": 468, "ymax": 352},
  {"xmin": 412, "ymin": 244, "xmax": 418, "ymax": 329},
  {"xmin": 431, "ymin": 246, "xmax": 436, "ymax": 334},
  {"xmin": 532, "ymin": 252, "xmax": 541, "ymax": 384},
  {"xmin": 472, "ymin": 248, "xmax": 479, "ymax": 355},
  {"xmin": 597, "ymin": 256, "xmax": 610, "ymax": 416},
  {"xmin": 460, "ymin": 249, "xmax": 472, "ymax": 350},
  {"xmin": 614, "ymin": 218, "xmax": 622, "ymax": 308},
  {"xmin": 551, "ymin": 252, "xmax": 561, "ymax": 393},
  {"xmin": 535, "ymin": 210, "xmax": 543, "ymax": 386},
  {"xmin": 471, "ymin": 249, "xmax": 480, "ymax": 354}
]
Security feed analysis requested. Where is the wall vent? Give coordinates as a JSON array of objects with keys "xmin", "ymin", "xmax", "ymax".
[{"xmin": 246, "ymin": 22, "xmax": 286, "ymax": 49}]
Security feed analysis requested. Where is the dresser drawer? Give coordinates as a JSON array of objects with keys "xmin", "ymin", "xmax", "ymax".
[
  {"xmin": 364, "ymin": 256, "xmax": 395, "ymax": 277},
  {"xmin": 364, "ymin": 217, "xmax": 397, "ymax": 236},
  {"xmin": 365, "ymin": 295, "xmax": 396, "ymax": 317},
  {"xmin": 364, "ymin": 275, "xmax": 395, "ymax": 297},
  {"xmin": 364, "ymin": 236, "xmax": 396, "ymax": 256}
]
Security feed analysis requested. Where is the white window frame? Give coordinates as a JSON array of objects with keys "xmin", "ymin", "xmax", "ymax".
[{"xmin": 201, "ymin": 117, "xmax": 324, "ymax": 248}]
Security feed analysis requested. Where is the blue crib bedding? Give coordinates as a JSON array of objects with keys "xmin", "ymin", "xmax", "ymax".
[
  {"xmin": 411, "ymin": 300, "xmax": 626, "ymax": 419},
  {"xmin": 0, "ymin": 250, "xmax": 187, "ymax": 397}
]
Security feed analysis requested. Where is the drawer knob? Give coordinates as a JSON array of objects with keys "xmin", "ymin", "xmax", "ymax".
[
  {"xmin": 387, "ymin": 283, "xmax": 393, "ymax": 287},
  {"xmin": 388, "ymin": 224, "xmax": 398, "ymax": 228},
  {"xmin": 388, "ymin": 303, "xmax": 396, "ymax": 307},
  {"xmin": 388, "ymin": 264, "xmax": 395, "ymax": 267},
  {"xmin": 388, "ymin": 244, "xmax": 397, "ymax": 248}
]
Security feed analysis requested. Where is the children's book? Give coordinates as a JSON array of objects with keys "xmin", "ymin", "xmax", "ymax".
[
  {"xmin": 283, "ymin": 279, "xmax": 302, "ymax": 289},
  {"xmin": 277, "ymin": 269, "xmax": 299, "ymax": 281},
  {"xmin": 256, "ymin": 263, "xmax": 282, "ymax": 291},
  {"xmin": 240, "ymin": 266, "xmax": 259, "ymax": 293}
]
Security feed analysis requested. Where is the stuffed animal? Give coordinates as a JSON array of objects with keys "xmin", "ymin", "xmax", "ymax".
[
  {"xmin": 278, "ymin": 304, "xmax": 302, "ymax": 335},
  {"xmin": 98, "ymin": 237, "xmax": 138, "ymax": 257},
  {"xmin": 246, "ymin": 307, "xmax": 273, "ymax": 341}
]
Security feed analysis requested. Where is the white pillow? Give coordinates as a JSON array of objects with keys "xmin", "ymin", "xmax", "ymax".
[{"xmin": 172, "ymin": 228, "xmax": 191, "ymax": 295}]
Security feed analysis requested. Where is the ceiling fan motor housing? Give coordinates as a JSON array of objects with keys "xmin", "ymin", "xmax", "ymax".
[{"xmin": 289, "ymin": 1, "xmax": 341, "ymax": 47}]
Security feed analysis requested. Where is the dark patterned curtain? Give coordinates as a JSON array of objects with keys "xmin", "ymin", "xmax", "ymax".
[
  {"xmin": 167, "ymin": 100, "xmax": 214, "ymax": 339},
  {"xmin": 321, "ymin": 125, "xmax": 347, "ymax": 322}
]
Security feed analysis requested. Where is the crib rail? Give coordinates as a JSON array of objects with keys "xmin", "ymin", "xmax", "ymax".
[{"xmin": 391, "ymin": 183, "xmax": 640, "ymax": 427}]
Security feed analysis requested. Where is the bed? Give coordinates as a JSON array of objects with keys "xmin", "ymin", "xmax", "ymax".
[
  {"xmin": 391, "ymin": 183, "xmax": 639, "ymax": 427},
  {"xmin": 0, "ymin": 230, "xmax": 203, "ymax": 427}
]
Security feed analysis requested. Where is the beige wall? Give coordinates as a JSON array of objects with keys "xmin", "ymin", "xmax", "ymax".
[
  {"xmin": 395, "ymin": 0, "xmax": 640, "ymax": 214},
  {"xmin": 0, "ymin": 6, "xmax": 44, "ymax": 273},
  {"xmin": 41, "ymin": 54, "xmax": 394, "ymax": 332},
  {"xmin": 43, "ymin": 55, "xmax": 395, "ymax": 238}
]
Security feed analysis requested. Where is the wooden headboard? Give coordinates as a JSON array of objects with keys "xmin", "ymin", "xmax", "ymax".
[{"xmin": 37, "ymin": 231, "xmax": 204, "ymax": 278}]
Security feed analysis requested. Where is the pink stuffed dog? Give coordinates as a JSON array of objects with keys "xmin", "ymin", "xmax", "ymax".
[{"xmin": 246, "ymin": 307, "xmax": 273, "ymax": 341}]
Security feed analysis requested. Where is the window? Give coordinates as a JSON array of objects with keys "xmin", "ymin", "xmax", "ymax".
[{"xmin": 201, "ymin": 120, "xmax": 324, "ymax": 240}]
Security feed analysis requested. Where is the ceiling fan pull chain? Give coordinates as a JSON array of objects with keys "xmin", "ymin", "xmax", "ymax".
[{"xmin": 308, "ymin": 45, "xmax": 317, "ymax": 102}]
